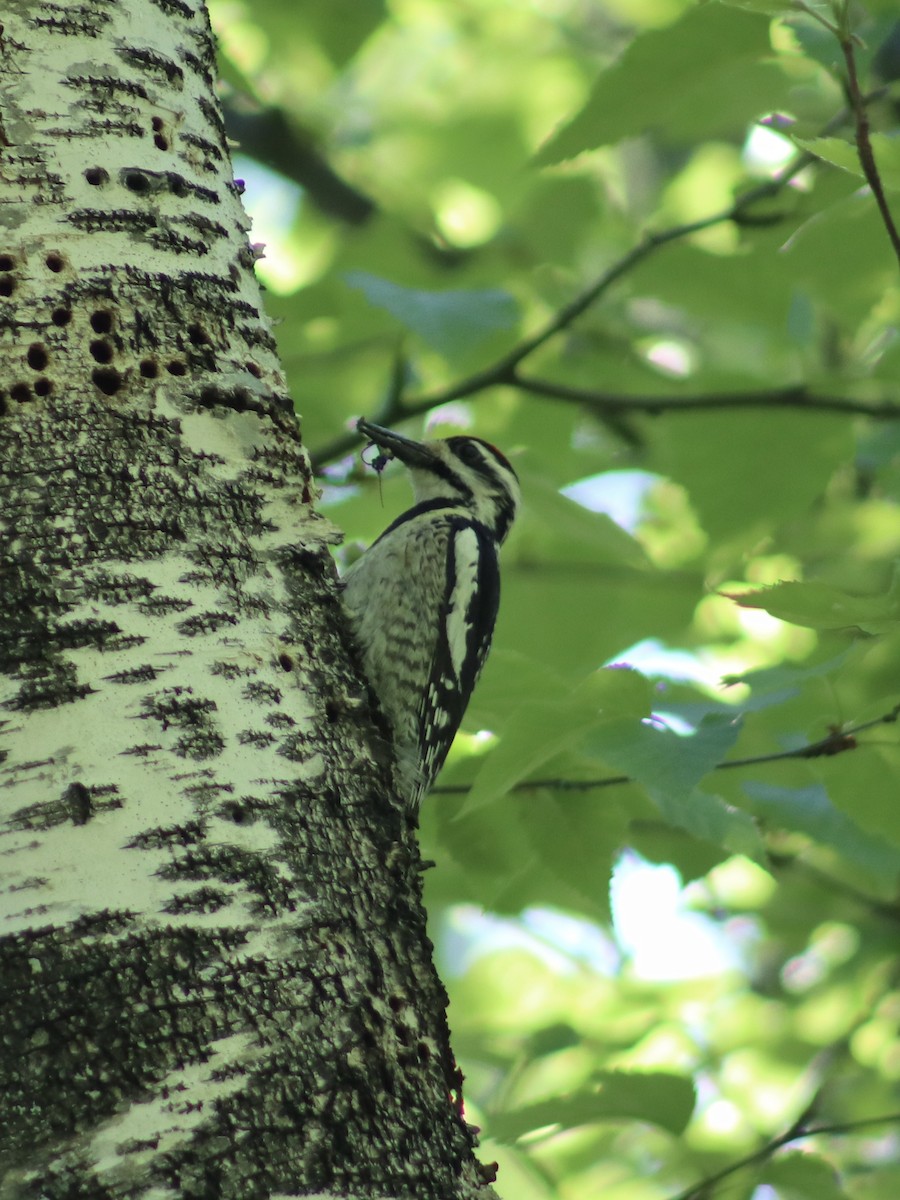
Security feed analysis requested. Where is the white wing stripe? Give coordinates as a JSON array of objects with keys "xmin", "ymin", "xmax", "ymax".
[{"xmin": 446, "ymin": 526, "xmax": 481, "ymax": 681}]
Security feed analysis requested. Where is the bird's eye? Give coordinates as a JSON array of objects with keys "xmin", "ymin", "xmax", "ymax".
[{"xmin": 457, "ymin": 440, "xmax": 485, "ymax": 466}]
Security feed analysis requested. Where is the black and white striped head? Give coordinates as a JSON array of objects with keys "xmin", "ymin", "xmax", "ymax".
[{"xmin": 358, "ymin": 419, "xmax": 520, "ymax": 543}]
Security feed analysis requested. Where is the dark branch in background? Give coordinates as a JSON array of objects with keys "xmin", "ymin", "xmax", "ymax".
[
  {"xmin": 512, "ymin": 377, "xmax": 900, "ymax": 420},
  {"xmin": 668, "ymin": 1002, "xmax": 900, "ymax": 1200},
  {"xmin": 670, "ymin": 1109, "xmax": 900, "ymax": 1200},
  {"xmin": 222, "ymin": 103, "xmax": 473, "ymax": 269},
  {"xmin": 672, "ymin": 849, "xmax": 900, "ymax": 1200},
  {"xmin": 431, "ymin": 702, "xmax": 900, "ymax": 795},
  {"xmin": 310, "ymin": 89, "xmax": 892, "ymax": 469},
  {"xmin": 223, "ymin": 101, "xmax": 377, "ymax": 226}
]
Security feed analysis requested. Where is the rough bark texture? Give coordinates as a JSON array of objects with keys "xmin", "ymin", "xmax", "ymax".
[{"xmin": 0, "ymin": 3, "xmax": 495, "ymax": 1198}]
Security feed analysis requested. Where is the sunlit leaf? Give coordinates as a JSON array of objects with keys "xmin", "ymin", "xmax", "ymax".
[
  {"xmin": 537, "ymin": 5, "xmax": 772, "ymax": 161},
  {"xmin": 724, "ymin": 580, "xmax": 900, "ymax": 633},
  {"xmin": 796, "ymin": 134, "xmax": 900, "ymax": 192}
]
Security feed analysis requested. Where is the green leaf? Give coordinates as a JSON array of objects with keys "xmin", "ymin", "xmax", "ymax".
[
  {"xmin": 629, "ymin": 824, "xmax": 729, "ymax": 883},
  {"xmin": 519, "ymin": 788, "xmax": 634, "ymax": 923},
  {"xmin": 465, "ymin": 649, "xmax": 571, "ymax": 732},
  {"xmin": 489, "ymin": 1070, "xmax": 696, "ymax": 1141},
  {"xmin": 632, "ymin": 240, "xmax": 796, "ymax": 338},
  {"xmin": 760, "ymin": 1151, "xmax": 850, "ymax": 1200},
  {"xmin": 248, "ymin": 0, "xmax": 386, "ymax": 71},
  {"xmin": 715, "ymin": 0, "xmax": 795, "ymax": 12},
  {"xmin": 721, "ymin": 650, "xmax": 851, "ymax": 708},
  {"xmin": 300, "ymin": 0, "xmax": 385, "ymax": 65},
  {"xmin": 724, "ymin": 580, "xmax": 900, "ymax": 633},
  {"xmin": 795, "ymin": 135, "xmax": 864, "ymax": 179},
  {"xmin": 653, "ymin": 411, "xmax": 853, "ymax": 544},
  {"xmin": 784, "ymin": 190, "xmax": 896, "ymax": 322},
  {"xmin": 525, "ymin": 1023, "xmax": 582, "ymax": 1059},
  {"xmin": 796, "ymin": 134, "xmax": 900, "ymax": 193},
  {"xmin": 587, "ymin": 712, "xmax": 743, "ymax": 800},
  {"xmin": 814, "ymin": 744, "xmax": 900, "ymax": 853},
  {"xmin": 659, "ymin": 787, "xmax": 765, "ymax": 859},
  {"xmin": 584, "ymin": 713, "xmax": 765, "ymax": 858},
  {"xmin": 343, "ymin": 271, "xmax": 519, "ymax": 359},
  {"xmin": 459, "ymin": 668, "xmax": 652, "ymax": 817},
  {"xmin": 743, "ymin": 781, "xmax": 900, "ymax": 895},
  {"xmin": 500, "ymin": 565, "xmax": 702, "ymax": 678},
  {"xmin": 537, "ymin": 5, "xmax": 772, "ymax": 162},
  {"xmin": 515, "ymin": 468, "xmax": 651, "ymax": 569}
]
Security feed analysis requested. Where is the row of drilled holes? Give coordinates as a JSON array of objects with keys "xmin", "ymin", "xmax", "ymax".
[
  {"xmin": 82, "ymin": 121, "xmax": 178, "ymax": 193},
  {"xmin": 2, "ymin": 248, "xmax": 266, "ymax": 401},
  {"xmin": 0, "ymin": 250, "xmax": 67, "ymax": 297},
  {"xmin": 7, "ymin": 306, "xmax": 187, "ymax": 401}
]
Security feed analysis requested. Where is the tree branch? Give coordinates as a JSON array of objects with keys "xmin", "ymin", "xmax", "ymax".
[
  {"xmin": 668, "ymin": 1109, "xmax": 900, "ymax": 1200},
  {"xmin": 223, "ymin": 102, "xmax": 377, "ymax": 226},
  {"xmin": 311, "ymin": 90, "xmax": 890, "ymax": 470},
  {"xmin": 669, "ymin": 1001, "xmax": 900, "ymax": 1200},
  {"xmin": 835, "ymin": 4, "xmax": 900, "ymax": 268},
  {"xmin": 510, "ymin": 376, "xmax": 900, "ymax": 420},
  {"xmin": 792, "ymin": 2, "xmax": 900, "ymax": 264},
  {"xmin": 431, "ymin": 702, "xmax": 900, "ymax": 795}
]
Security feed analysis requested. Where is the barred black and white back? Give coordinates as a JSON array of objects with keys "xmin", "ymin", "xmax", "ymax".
[{"xmin": 341, "ymin": 420, "xmax": 520, "ymax": 810}]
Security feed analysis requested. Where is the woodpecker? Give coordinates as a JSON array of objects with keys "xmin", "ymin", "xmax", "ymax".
[{"xmin": 341, "ymin": 419, "xmax": 520, "ymax": 811}]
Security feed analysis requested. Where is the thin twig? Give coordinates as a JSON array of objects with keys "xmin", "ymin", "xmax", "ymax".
[
  {"xmin": 835, "ymin": 3, "xmax": 900, "ymax": 267},
  {"xmin": 430, "ymin": 703, "xmax": 900, "ymax": 796}
]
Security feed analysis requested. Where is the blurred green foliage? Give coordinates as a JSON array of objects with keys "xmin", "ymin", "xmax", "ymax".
[{"xmin": 211, "ymin": 0, "xmax": 900, "ymax": 1194}]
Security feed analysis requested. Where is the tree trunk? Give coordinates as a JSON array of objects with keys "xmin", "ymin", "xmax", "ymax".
[{"xmin": 0, "ymin": 2, "xmax": 493, "ymax": 1197}]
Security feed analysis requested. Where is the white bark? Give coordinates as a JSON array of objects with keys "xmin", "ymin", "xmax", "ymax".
[{"xmin": 0, "ymin": 3, "xmax": 496, "ymax": 1197}]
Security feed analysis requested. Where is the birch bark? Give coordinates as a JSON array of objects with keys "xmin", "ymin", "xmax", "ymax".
[{"xmin": 0, "ymin": 3, "xmax": 493, "ymax": 1197}]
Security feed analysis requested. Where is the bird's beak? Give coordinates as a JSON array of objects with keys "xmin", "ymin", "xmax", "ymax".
[{"xmin": 356, "ymin": 419, "xmax": 437, "ymax": 469}]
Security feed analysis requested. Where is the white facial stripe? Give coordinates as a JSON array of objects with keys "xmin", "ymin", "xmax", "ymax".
[{"xmin": 407, "ymin": 438, "xmax": 520, "ymax": 541}]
